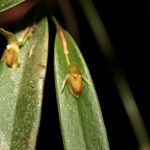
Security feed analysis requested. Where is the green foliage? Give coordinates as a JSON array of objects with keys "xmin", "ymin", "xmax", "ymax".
[
  {"xmin": 0, "ymin": 1, "xmax": 110, "ymax": 150},
  {"xmin": 54, "ymin": 27, "xmax": 109, "ymax": 150},
  {"xmin": 0, "ymin": 9, "xmax": 48, "ymax": 149},
  {"xmin": 0, "ymin": 0, "xmax": 25, "ymax": 12}
]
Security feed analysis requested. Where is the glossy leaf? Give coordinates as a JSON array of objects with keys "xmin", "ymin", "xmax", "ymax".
[
  {"xmin": 0, "ymin": 0, "xmax": 25, "ymax": 12},
  {"xmin": 54, "ymin": 27, "xmax": 109, "ymax": 149},
  {"xmin": 0, "ymin": 9, "xmax": 48, "ymax": 149}
]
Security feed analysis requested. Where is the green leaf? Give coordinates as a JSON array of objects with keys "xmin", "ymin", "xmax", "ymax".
[
  {"xmin": 0, "ymin": 9, "xmax": 48, "ymax": 149},
  {"xmin": 0, "ymin": 0, "xmax": 25, "ymax": 12},
  {"xmin": 54, "ymin": 27, "xmax": 109, "ymax": 149}
]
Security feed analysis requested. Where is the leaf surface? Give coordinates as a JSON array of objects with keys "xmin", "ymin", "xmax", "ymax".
[
  {"xmin": 54, "ymin": 27, "xmax": 109, "ymax": 150},
  {"xmin": 0, "ymin": 8, "xmax": 48, "ymax": 149},
  {"xmin": 0, "ymin": 0, "xmax": 25, "ymax": 12}
]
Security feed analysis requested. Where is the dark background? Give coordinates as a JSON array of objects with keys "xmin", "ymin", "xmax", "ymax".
[
  {"xmin": 0, "ymin": 0, "xmax": 149, "ymax": 149},
  {"xmin": 37, "ymin": 0, "xmax": 149, "ymax": 150}
]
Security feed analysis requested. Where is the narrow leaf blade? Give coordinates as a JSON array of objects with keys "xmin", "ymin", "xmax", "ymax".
[
  {"xmin": 0, "ymin": 0, "xmax": 25, "ymax": 12},
  {"xmin": 0, "ymin": 9, "xmax": 48, "ymax": 149},
  {"xmin": 54, "ymin": 28, "xmax": 109, "ymax": 149}
]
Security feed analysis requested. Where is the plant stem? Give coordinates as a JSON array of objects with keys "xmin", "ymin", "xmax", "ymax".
[
  {"xmin": 52, "ymin": 16, "xmax": 60, "ymax": 30},
  {"xmin": 18, "ymin": 26, "xmax": 34, "ymax": 47},
  {"xmin": 56, "ymin": 0, "xmax": 79, "ymax": 44},
  {"xmin": 52, "ymin": 16, "xmax": 71, "ymax": 66}
]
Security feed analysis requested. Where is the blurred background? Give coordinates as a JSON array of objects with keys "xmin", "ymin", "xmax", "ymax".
[
  {"xmin": 37, "ymin": 0, "xmax": 149, "ymax": 149},
  {"xmin": 0, "ymin": 0, "xmax": 149, "ymax": 149}
]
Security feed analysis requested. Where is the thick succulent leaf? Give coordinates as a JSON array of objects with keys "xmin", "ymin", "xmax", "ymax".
[
  {"xmin": 0, "ymin": 9, "xmax": 48, "ymax": 149},
  {"xmin": 54, "ymin": 28, "xmax": 109, "ymax": 149},
  {"xmin": 0, "ymin": 0, "xmax": 25, "ymax": 12}
]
